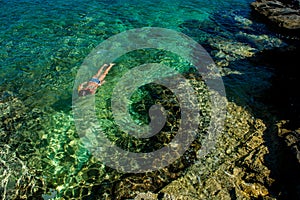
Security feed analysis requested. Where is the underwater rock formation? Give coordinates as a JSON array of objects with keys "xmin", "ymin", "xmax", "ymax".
[
  {"xmin": 133, "ymin": 12, "xmax": 300, "ymax": 200},
  {"xmin": 0, "ymin": 91, "xmax": 47, "ymax": 199},
  {"xmin": 133, "ymin": 102, "xmax": 280, "ymax": 199}
]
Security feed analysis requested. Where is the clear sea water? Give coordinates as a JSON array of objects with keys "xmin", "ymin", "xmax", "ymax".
[{"xmin": 0, "ymin": 0, "xmax": 293, "ymax": 199}]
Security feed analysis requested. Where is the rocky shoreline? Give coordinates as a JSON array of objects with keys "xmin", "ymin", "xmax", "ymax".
[
  {"xmin": 250, "ymin": 0, "xmax": 300, "ymax": 173},
  {"xmin": 252, "ymin": 45, "xmax": 300, "ymax": 199},
  {"xmin": 251, "ymin": 0, "xmax": 300, "ymax": 35},
  {"xmin": 133, "ymin": 1, "xmax": 300, "ymax": 199}
]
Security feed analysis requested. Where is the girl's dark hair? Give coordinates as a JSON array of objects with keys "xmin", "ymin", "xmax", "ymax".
[{"xmin": 78, "ymin": 89, "xmax": 92, "ymax": 97}]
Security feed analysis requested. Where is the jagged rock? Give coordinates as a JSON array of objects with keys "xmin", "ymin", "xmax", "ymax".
[
  {"xmin": 277, "ymin": 121, "xmax": 300, "ymax": 164},
  {"xmin": 134, "ymin": 102, "xmax": 280, "ymax": 199},
  {"xmin": 251, "ymin": 0, "xmax": 300, "ymax": 31},
  {"xmin": 274, "ymin": 121, "xmax": 300, "ymax": 198},
  {"xmin": 282, "ymin": 129, "xmax": 300, "ymax": 162}
]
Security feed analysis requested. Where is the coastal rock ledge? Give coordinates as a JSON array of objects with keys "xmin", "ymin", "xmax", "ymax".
[{"xmin": 251, "ymin": 0, "xmax": 300, "ymax": 30}]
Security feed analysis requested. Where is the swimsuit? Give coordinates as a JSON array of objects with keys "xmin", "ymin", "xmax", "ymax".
[
  {"xmin": 90, "ymin": 78, "xmax": 101, "ymax": 85},
  {"xmin": 78, "ymin": 78, "xmax": 100, "ymax": 94}
]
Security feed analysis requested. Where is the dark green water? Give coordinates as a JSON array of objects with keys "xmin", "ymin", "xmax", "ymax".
[{"xmin": 0, "ymin": 0, "xmax": 291, "ymax": 199}]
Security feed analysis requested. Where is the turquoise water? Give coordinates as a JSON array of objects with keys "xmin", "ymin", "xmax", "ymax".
[{"xmin": 0, "ymin": 0, "xmax": 291, "ymax": 199}]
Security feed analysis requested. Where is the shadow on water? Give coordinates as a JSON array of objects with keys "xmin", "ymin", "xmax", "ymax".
[
  {"xmin": 212, "ymin": 48, "xmax": 300, "ymax": 199},
  {"xmin": 220, "ymin": 42, "xmax": 300, "ymax": 199},
  {"xmin": 249, "ymin": 44, "xmax": 300, "ymax": 199}
]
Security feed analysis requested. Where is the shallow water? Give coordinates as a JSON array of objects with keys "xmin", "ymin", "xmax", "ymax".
[
  {"xmin": 0, "ymin": 0, "xmax": 278, "ymax": 106},
  {"xmin": 0, "ymin": 0, "xmax": 291, "ymax": 199}
]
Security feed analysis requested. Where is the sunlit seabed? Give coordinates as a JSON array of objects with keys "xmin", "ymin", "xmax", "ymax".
[{"xmin": 0, "ymin": 0, "xmax": 289, "ymax": 199}]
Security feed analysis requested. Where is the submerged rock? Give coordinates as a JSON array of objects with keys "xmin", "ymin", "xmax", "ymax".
[
  {"xmin": 0, "ymin": 91, "xmax": 47, "ymax": 199},
  {"xmin": 208, "ymin": 37, "xmax": 257, "ymax": 66},
  {"xmin": 140, "ymin": 31, "xmax": 300, "ymax": 200},
  {"xmin": 133, "ymin": 102, "xmax": 280, "ymax": 199}
]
